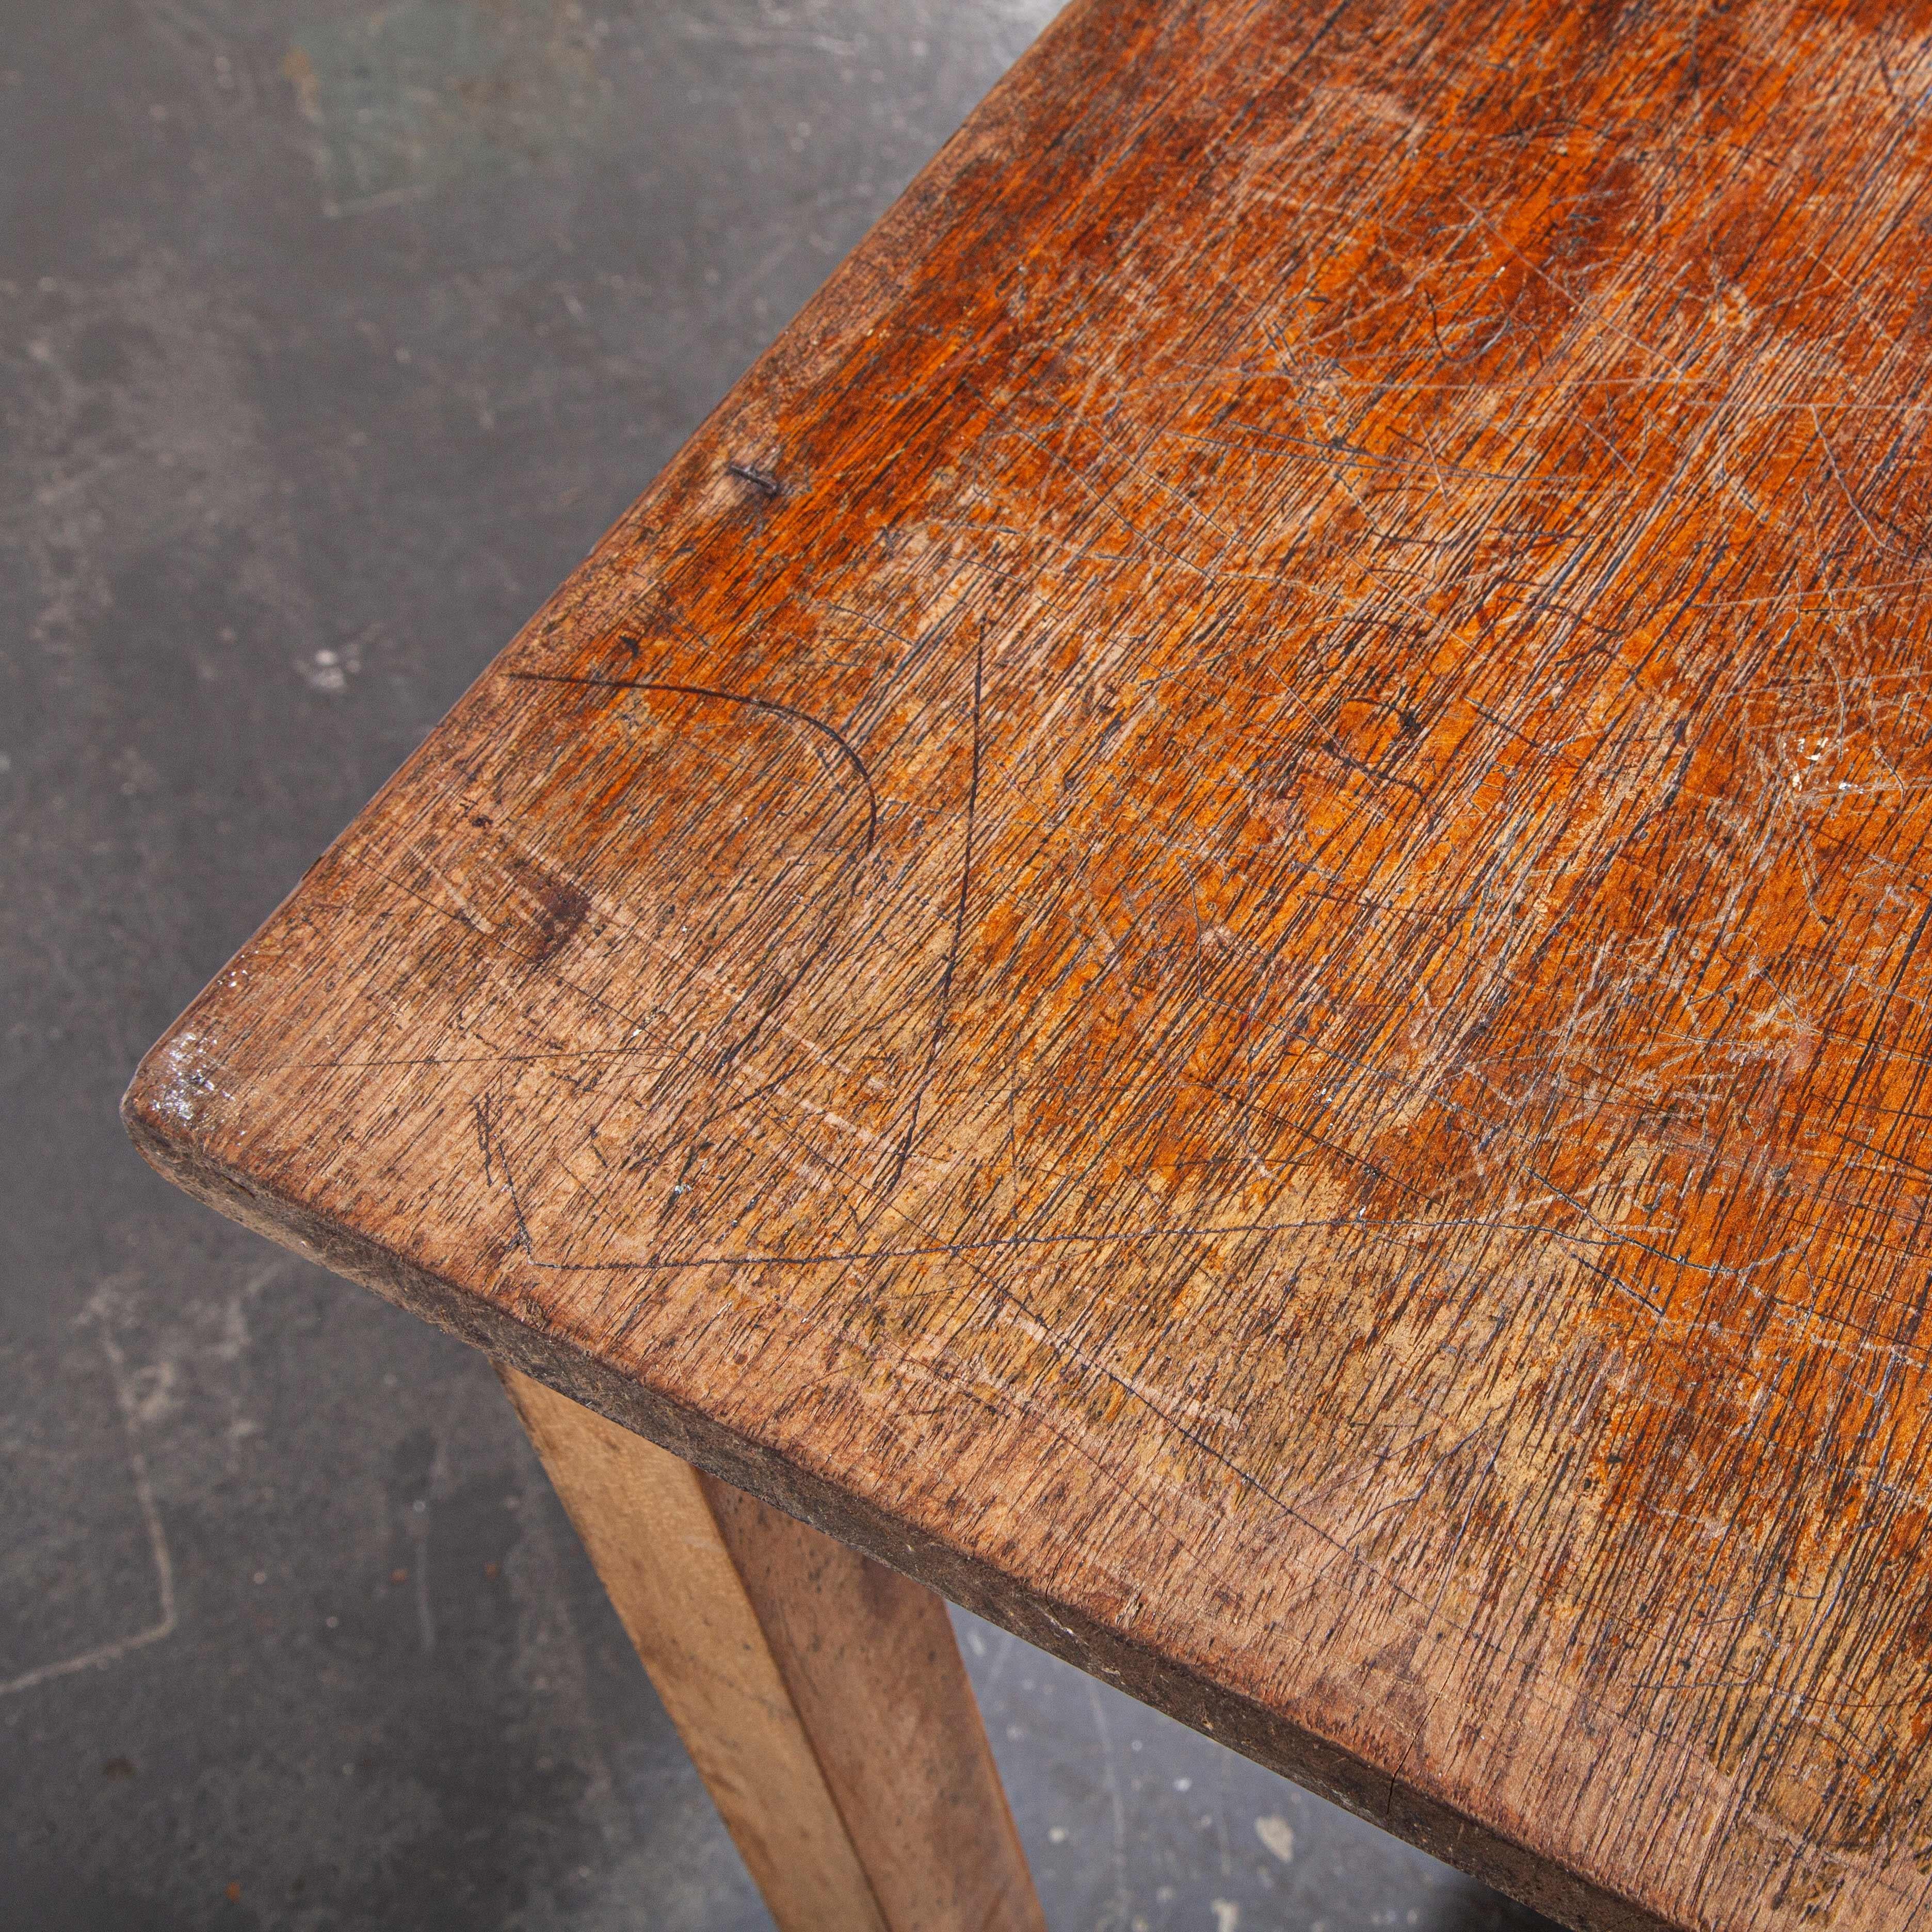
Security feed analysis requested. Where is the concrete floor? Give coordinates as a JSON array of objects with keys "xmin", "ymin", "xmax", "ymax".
[{"xmin": 0, "ymin": 4, "xmax": 1565, "ymax": 1927}]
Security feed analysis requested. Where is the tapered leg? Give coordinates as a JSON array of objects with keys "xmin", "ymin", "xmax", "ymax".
[{"xmin": 500, "ymin": 1366, "xmax": 1046, "ymax": 1932}]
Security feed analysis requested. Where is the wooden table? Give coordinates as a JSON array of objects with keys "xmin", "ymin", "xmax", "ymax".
[{"xmin": 124, "ymin": 1, "xmax": 1932, "ymax": 1926}]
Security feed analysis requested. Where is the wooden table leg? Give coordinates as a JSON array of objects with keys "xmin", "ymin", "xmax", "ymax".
[{"xmin": 499, "ymin": 1366, "xmax": 1046, "ymax": 1932}]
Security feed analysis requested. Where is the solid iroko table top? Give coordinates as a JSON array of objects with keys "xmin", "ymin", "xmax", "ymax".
[{"xmin": 125, "ymin": 2, "xmax": 1932, "ymax": 1927}]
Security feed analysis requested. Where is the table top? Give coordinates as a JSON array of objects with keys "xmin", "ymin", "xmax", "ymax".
[{"xmin": 124, "ymin": 1, "xmax": 1932, "ymax": 1925}]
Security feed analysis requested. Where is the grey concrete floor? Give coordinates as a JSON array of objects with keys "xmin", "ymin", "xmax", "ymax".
[{"xmin": 0, "ymin": 4, "xmax": 1565, "ymax": 1928}]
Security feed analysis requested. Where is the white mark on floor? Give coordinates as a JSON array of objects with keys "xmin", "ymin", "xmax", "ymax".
[
  {"xmin": 1255, "ymin": 1814, "xmax": 1296, "ymax": 1862},
  {"xmin": 1212, "ymin": 1902, "xmax": 1240, "ymax": 1932},
  {"xmin": 0, "ymin": 1323, "xmax": 177, "ymax": 1698}
]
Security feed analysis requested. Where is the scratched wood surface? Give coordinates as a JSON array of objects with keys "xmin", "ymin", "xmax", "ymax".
[{"xmin": 123, "ymin": 1, "xmax": 1932, "ymax": 1926}]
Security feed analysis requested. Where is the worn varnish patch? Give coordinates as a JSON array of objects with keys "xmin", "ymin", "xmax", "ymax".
[{"xmin": 125, "ymin": 3, "xmax": 1932, "ymax": 1927}]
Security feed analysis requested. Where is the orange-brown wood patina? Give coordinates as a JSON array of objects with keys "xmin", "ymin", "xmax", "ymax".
[{"xmin": 125, "ymin": 2, "xmax": 1932, "ymax": 1926}]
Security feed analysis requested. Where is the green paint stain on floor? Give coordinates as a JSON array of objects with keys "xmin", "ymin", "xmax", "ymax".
[{"xmin": 282, "ymin": 1, "xmax": 610, "ymax": 215}]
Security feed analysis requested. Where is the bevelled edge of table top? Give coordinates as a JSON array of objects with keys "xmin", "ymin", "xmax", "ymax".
[
  {"xmin": 123, "ymin": 1108, "xmax": 1660, "ymax": 1932},
  {"xmin": 125, "ymin": 0, "xmax": 1932, "ymax": 1927}
]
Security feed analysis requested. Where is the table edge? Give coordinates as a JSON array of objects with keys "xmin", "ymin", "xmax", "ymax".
[{"xmin": 122, "ymin": 1077, "xmax": 1674, "ymax": 1932}]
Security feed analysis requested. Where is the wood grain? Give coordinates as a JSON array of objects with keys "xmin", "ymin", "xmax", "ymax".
[
  {"xmin": 123, "ymin": 1, "xmax": 1932, "ymax": 1926},
  {"xmin": 501, "ymin": 1365, "xmax": 1040, "ymax": 1932},
  {"xmin": 503, "ymin": 1366, "xmax": 888, "ymax": 1929}
]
